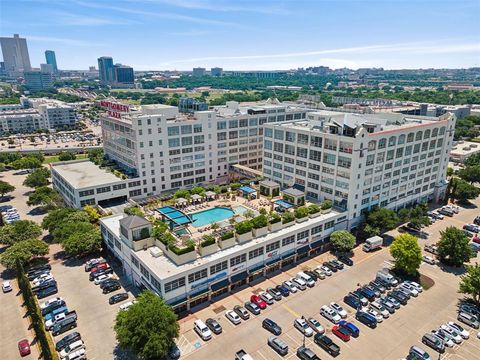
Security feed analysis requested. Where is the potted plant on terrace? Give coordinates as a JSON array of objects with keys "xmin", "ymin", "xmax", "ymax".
[
  {"xmin": 308, "ymin": 204, "xmax": 321, "ymax": 218},
  {"xmin": 218, "ymin": 231, "xmax": 235, "ymax": 249},
  {"xmin": 282, "ymin": 212, "xmax": 296, "ymax": 226},
  {"xmin": 166, "ymin": 239, "xmax": 197, "ymax": 265},
  {"xmin": 321, "ymin": 199, "xmax": 333, "ymax": 214},
  {"xmin": 235, "ymin": 220, "xmax": 253, "ymax": 243},
  {"xmin": 199, "ymin": 234, "xmax": 217, "ymax": 256},
  {"xmin": 294, "ymin": 206, "xmax": 310, "ymax": 223},
  {"xmin": 251, "ymin": 214, "xmax": 268, "ymax": 237},
  {"xmin": 268, "ymin": 212, "xmax": 282, "ymax": 232}
]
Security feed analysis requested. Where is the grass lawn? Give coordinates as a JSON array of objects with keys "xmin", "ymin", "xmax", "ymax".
[{"xmin": 43, "ymin": 153, "xmax": 88, "ymax": 164}]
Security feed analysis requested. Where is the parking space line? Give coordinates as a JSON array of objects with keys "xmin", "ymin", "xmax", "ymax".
[
  {"xmin": 256, "ymin": 350, "xmax": 269, "ymax": 360},
  {"xmin": 281, "ymin": 304, "xmax": 300, "ymax": 318},
  {"xmin": 284, "ymin": 332, "xmax": 301, "ymax": 346}
]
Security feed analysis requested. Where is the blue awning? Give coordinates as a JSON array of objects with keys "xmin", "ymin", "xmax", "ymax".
[
  {"xmin": 296, "ymin": 245, "xmax": 310, "ymax": 254},
  {"xmin": 281, "ymin": 250, "xmax": 296, "ymax": 259},
  {"xmin": 274, "ymin": 200, "xmax": 294, "ymax": 209},
  {"xmin": 211, "ymin": 279, "xmax": 230, "ymax": 291},
  {"xmin": 231, "ymin": 271, "xmax": 248, "ymax": 283},
  {"xmin": 248, "ymin": 263, "xmax": 265, "ymax": 273},
  {"xmin": 156, "ymin": 206, "xmax": 193, "ymax": 226},
  {"xmin": 239, "ymin": 185, "xmax": 256, "ymax": 194},
  {"xmin": 189, "ymin": 287, "xmax": 209, "ymax": 298},
  {"xmin": 310, "ymin": 240, "xmax": 324, "ymax": 249},
  {"xmin": 169, "ymin": 296, "xmax": 188, "ymax": 307}
]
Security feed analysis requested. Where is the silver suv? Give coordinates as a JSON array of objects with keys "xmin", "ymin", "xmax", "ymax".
[{"xmin": 268, "ymin": 336, "xmax": 288, "ymax": 356}]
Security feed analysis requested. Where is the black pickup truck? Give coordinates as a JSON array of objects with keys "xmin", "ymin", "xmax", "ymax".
[{"xmin": 314, "ymin": 334, "xmax": 340, "ymax": 357}]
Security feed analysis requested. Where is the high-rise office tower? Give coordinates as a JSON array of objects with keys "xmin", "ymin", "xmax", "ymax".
[
  {"xmin": 45, "ymin": 50, "xmax": 58, "ymax": 72},
  {"xmin": 0, "ymin": 34, "xmax": 31, "ymax": 76},
  {"xmin": 114, "ymin": 64, "xmax": 135, "ymax": 88},
  {"xmin": 97, "ymin": 56, "xmax": 114, "ymax": 84}
]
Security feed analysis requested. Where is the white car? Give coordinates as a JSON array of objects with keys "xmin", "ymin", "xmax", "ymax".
[
  {"xmin": 431, "ymin": 211, "xmax": 444, "ymax": 219},
  {"xmin": 291, "ymin": 277, "xmax": 307, "ymax": 290},
  {"xmin": 119, "ymin": 301, "xmax": 135, "ymax": 311},
  {"xmin": 366, "ymin": 308, "xmax": 383, "ymax": 323},
  {"xmin": 432, "ymin": 330, "xmax": 454, "ymax": 348},
  {"xmin": 94, "ymin": 274, "xmax": 114, "ymax": 285},
  {"xmin": 282, "ymin": 280, "xmax": 298, "ymax": 293},
  {"xmin": 400, "ymin": 283, "xmax": 419, "ymax": 297},
  {"xmin": 32, "ymin": 273, "xmax": 53, "ymax": 286},
  {"xmin": 439, "ymin": 325, "xmax": 463, "ymax": 344},
  {"xmin": 2, "ymin": 281, "xmax": 12, "ymax": 293},
  {"xmin": 320, "ymin": 305, "xmax": 341, "ymax": 324},
  {"xmin": 40, "ymin": 297, "xmax": 63, "ymax": 309},
  {"xmin": 423, "ymin": 255, "xmax": 435, "ymax": 265},
  {"xmin": 404, "ymin": 281, "xmax": 423, "ymax": 293},
  {"xmin": 330, "ymin": 302, "xmax": 348, "ymax": 318},
  {"xmin": 320, "ymin": 266, "xmax": 332, "ymax": 276},
  {"xmin": 65, "ymin": 348, "xmax": 86, "ymax": 360},
  {"xmin": 59, "ymin": 340, "xmax": 85, "ymax": 359},
  {"xmin": 306, "ymin": 317, "xmax": 325, "ymax": 334},
  {"xmin": 447, "ymin": 321, "xmax": 470, "ymax": 339},
  {"xmin": 370, "ymin": 301, "xmax": 389, "ymax": 318},
  {"xmin": 259, "ymin": 291, "xmax": 274, "ymax": 305},
  {"xmin": 444, "ymin": 205, "xmax": 459, "ymax": 214},
  {"xmin": 294, "ymin": 317, "xmax": 314, "ymax": 337},
  {"xmin": 225, "ymin": 310, "xmax": 241, "ymax": 325}
]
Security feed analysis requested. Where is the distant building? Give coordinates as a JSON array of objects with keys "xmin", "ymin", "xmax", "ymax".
[
  {"xmin": 113, "ymin": 64, "xmax": 135, "ymax": 88},
  {"xmin": 23, "ymin": 71, "xmax": 54, "ymax": 91},
  {"xmin": 0, "ymin": 34, "xmax": 31, "ymax": 76},
  {"xmin": 211, "ymin": 67, "xmax": 223, "ymax": 77},
  {"xmin": 98, "ymin": 56, "xmax": 115, "ymax": 84},
  {"xmin": 192, "ymin": 67, "xmax": 206, "ymax": 77},
  {"xmin": 40, "ymin": 63, "xmax": 54, "ymax": 74},
  {"xmin": 178, "ymin": 97, "xmax": 208, "ymax": 113},
  {"xmin": 44, "ymin": 50, "xmax": 58, "ymax": 72},
  {"xmin": 450, "ymin": 141, "xmax": 480, "ymax": 163}
]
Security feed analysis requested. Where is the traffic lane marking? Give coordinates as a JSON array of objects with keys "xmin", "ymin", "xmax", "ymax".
[{"xmin": 281, "ymin": 303, "xmax": 300, "ymax": 318}]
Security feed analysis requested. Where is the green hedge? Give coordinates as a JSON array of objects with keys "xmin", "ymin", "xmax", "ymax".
[
  {"xmin": 251, "ymin": 215, "xmax": 268, "ymax": 229},
  {"xmin": 308, "ymin": 204, "xmax": 320, "ymax": 214},
  {"xmin": 169, "ymin": 245, "xmax": 195, "ymax": 255},
  {"xmin": 321, "ymin": 199, "xmax": 333, "ymax": 210},
  {"xmin": 295, "ymin": 206, "xmax": 309, "ymax": 219},
  {"xmin": 200, "ymin": 235, "xmax": 216, "ymax": 248},
  {"xmin": 235, "ymin": 220, "xmax": 253, "ymax": 235},
  {"xmin": 282, "ymin": 212, "xmax": 295, "ymax": 224},
  {"xmin": 17, "ymin": 261, "xmax": 58, "ymax": 360},
  {"xmin": 269, "ymin": 213, "xmax": 281, "ymax": 224},
  {"xmin": 220, "ymin": 231, "xmax": 234, "ymax": 240}
]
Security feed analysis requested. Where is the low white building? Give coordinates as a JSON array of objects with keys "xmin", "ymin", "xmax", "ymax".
[
  {"xmin": 450, "ymin": 141, "xmax": 480, "ymax": 163},
  {"xmin": 100, "ymin": 209, "xmax": 344, "ymax": 312}
]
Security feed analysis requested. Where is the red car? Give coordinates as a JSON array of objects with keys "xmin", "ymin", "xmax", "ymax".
[
  {"xmin": 18, "ymin": 339, "xmax": 31, "ymax": 357},
  {"xmin": 332, "ymin": 325, "xmax": 351, "ymax": 342},
  {"xmin": 90, "ymin": 263, "xmax": 108, "ymax": 272},
  {"xmin": 250, "ymin": 294, "xmax": 267, "ymax": 309},
  {"xmin": 473, "ymin": 236, "xmax": 480, "ymax": 244}
]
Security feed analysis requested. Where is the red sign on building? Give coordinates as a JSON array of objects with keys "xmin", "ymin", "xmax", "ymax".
[{"xmin": 100, "ymin": 101, "xmax": 130, "ymax": 119}]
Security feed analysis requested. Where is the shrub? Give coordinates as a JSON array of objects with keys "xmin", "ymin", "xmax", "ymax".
[
  {"xmin": 169, "ymin": 244, "xmax": 195, "ymax": 255},
  {"xmin": 160, "ymin": 232, "xmax": 175, "ymax": 246},
  {"xmin": 251, "ymin": 215, "xmax": 268, "ymax": 229},
  {"xmin": 282, "ymin": 212, "xmax": 295, "ymax": 224},
  {"xmin": 200, "ymin": 235, "xmax": 216, "ymax": 248},
  {"xmin": 294, "ymin": 206, "xmax": 309, "ymax": 219},
  {"xmin": 321, "ymin": 199, "xmax": 333, "ymax": 210},
  {"xmin": 235, "ymin": 220, "xmax": 253, "ymax": 235},
  {"xmin": 230, "ymin": 182, "xmax": 242, "ymax": 190},
  {"xmin": 220, "ymin": 231, "xmax": 234, "ymax": 240},
  {"xmin": 269, "ymin": 213, "xmax": 281, "ymax": 224},
  {"xmin": 308, "ymin": 204, "xmax": 320, "ymax": 214},
  {"xmin": 259, "ymin": 207, "xmax": 267, "ymax": 216}
]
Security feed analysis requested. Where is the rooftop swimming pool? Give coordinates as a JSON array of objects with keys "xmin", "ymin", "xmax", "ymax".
[{"xmin": 191, "ymin": 206, "xmax": 248, "ymax": 227}]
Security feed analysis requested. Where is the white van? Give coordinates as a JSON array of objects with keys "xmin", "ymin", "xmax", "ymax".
[
  {"xmin": 292, "ymin": 277, "xmax": 307, "ymax": 290},
  {"xmin": 297, "ymin": 271, "xmax": 315, "ymax": 288},
  {"xmin": 60, "ymin": 340, "xmax": 85, "ymax": 359},
  {"xmin": 376, "ymin": 271, "xmax": 398, "ymax": 286},
  {"xmin": 194, "ymin": 319, "xmax": 212, "ymax": 340}
]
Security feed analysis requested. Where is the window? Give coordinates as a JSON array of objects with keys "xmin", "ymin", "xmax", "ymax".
[
  {"xmin": 131, "ymin": 255, "xmax": 139, "ymax": 268},
  {"xmin": 79, "ymin": 189, "xmax": 94, "ymax": 197},
  {"xmin": 388, "ymin": 136, "xmax": 396, "ymax": 147},
  {"xmin": 96, "ymin": 186, "xmax": 111, "ymax": 194},
  {"xmin": 266, "ymin": 241, "xmax": 280, "ymax": 252},
  {"xmin": 188, "ymin": 269, "xmax": 208, "ymax": 283},
  {"xmin": 210, "ymin": 261, "xmax": 228, "ymax": 275},
  {"xmin": 249, "ymin": 247, "xmax": 264, "ymax": 260},
  {"xmin": 286, "ymin": 131, "xmax": 296, "ymax": 142},
  {"xmin": 140, "ymin": 264, "xmax": 150, "ymax": 280},
  {"xmin": 168, "ymin": 126, "xmax": 179, "ymax": 136},
  {"xmin": 378, "ymin": 138, "xmax": 386, "ymax": 149},
  {"xmin": 297, "ymin": 230, "xmax": 309, "ymax": 240},
  {"xmin": 164, "ymin": 277, "xmax": 185, "ymax": 293},
  {"xmin": 416, "ymin": 131, "xmax": 423, "ymax": 141},
  {"xmin": 323, "ymin": 153, "xmax": 336, "ymax": 165},
  {"xmin": 282, "ymin": 235, "xmax": 295, "ymax": 246},
  {"xmin": 324, "ymin": 220, "xmax": 335, "ymax": 230},
  {"xmin": 311, "ymin": 224, "xmax": 323, "ymax": 235},
  {"xmin": 230, "ymin": 253, "xmax": 246, "ymax": 267},
  {"xmin": 398, "ymin": 134, "xmax": 405, "ymax": 145}
]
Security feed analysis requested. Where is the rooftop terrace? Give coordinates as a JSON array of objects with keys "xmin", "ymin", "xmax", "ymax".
[{"xmin": 51, "ymin": 160, "xmax": 124, "ymax": 189}]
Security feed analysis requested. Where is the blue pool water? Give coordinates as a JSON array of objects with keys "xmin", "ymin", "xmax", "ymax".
[{"xmin": 191, "ymin": 207, "xmax": 235, "ymax": 227}]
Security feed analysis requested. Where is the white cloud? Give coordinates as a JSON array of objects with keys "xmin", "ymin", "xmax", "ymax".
[{"xmin": 26, "ymin": 35, "xmax": 103, "ymax": 47}]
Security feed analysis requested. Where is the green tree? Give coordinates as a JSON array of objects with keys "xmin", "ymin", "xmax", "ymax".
[
  {"xmin": 42, "ymin": 208, "xmax": 80, "ymax": 233},
  {"xmin": 190, "ymin": 186, "xmax": 205, "ymax": 196},
  {"xmin": 330, "ymin": 230, "xmax": 356, "ymax": 253},
  {"xmin": 366, "ymin": 207, "xmax": 399, "ymax": 234},
  {"xmin": 62, "ymin": 226, "xmax": 102, "ymax": 256},
  {"xmin": 408, "ymin": 205, "xmax": 430, "ymax": 228},
  {"xmin": 437, "ymin": 226, "xmax": 473, "ymax": 267},
  {"xmin": 0, "ymin": 180, "xmax": 15, "ymax": 199},
  {"xmin": 10, "ymin": 156, "xmax": 42, "ymax": 170},
  {"xmin": 397, "ymin": 208, "xmax": 411, "ymax": 224},
  {"xmin": 27, "ymin": 186, "xmax": 62, "ymax": 209},
  {"xmin": 52, "ymin": 221, "xmax": 93, "ymax": 243},
  {"xmin": 173, "ymin": 189, "xmax": 190, "ymax": 199},
  {"xmin": 0, "ymin": 220, "xmax": 43, "ymax": 245},
  {"xmin": 23, "ymin": 167, "xmax": 50, "ymax": 188},
  {"xmin": 124, "ymin": 205, "xmax": 144, "ymax": 216},
  {"xmin": 465, "ymin": 153, "xmax": 480, "ymax": 167},
  {"xmin": 58, "ymin": 152, "xmax": 76, "ymax": 161},
  {"xmin": 115, "ymin": 290, "xmax": 179, "ymax": 360},
  {"xmin": 458, "ymin": 165, "xmax": 480, "ymax": 184},
  {"xmin": 0, "ymin": 239, "xmax": 48, "ymax": 268},
  {"xmin": 446, "ymin": 167, "xmax": 454, "ymax": 177},
  {"xmin": 459, "ymin": 264, "xmax": 480, "ymax": 305},
  {"xmin": 451, "ymin": 178, "xmax": 480, "ymax": 203},
  {"xmin": 390, "ymin": 234, "xmax": 422, "ymax": 276}
]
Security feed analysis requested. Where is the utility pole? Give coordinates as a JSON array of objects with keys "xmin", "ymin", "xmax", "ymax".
[{"xmin": 301, "ymin": 315, "xmax": 306, "ymax": 347}]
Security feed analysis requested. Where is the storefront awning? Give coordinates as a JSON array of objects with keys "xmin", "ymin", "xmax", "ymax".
[
  {"xmin": 296, "ymin": 245, "xmax": 310, "ymax": 254},
  {"xmin": 265, "ymin": 258, "xmax": 281, "ymax": 267},
  {"xmin": 169, "ymin": 296, "xmax": 188, "ymax": 307},
  {"xmin": 231, "ymin": 271, "xmax": 248, "ymax": 283},
  {"xmin": 248, "ymin": 263, "xmax": 265, "ymax": 273},
  {"xmin": 281, "ymin": 250, "xmax": 295, "ymax": 259},
  {"xmin": 189, "ymin": 287, "xmax": 209, "ymax": 299},
  {"xmin": 310, "ymin": 239, "xmax": 324, "ymax": 249},
  {"xmin": 211, "ymin": 279, "xmax": 230, "ymax": 292}
]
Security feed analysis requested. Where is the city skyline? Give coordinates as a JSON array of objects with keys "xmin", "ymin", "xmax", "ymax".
[{"xmin": 1, "ymin": 0, "xmax": 479, "ymax": 71}]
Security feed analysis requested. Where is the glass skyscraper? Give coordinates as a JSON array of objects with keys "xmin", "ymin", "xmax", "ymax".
[
  {"xmin": 45, "ymin": 50, "xmax": 58, "ymax": 72},
  {"xmin": 98, "ymin": 56, "xmax": 115, "ymax": 84}
]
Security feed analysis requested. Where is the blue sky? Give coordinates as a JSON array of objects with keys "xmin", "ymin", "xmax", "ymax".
[{"xmin": 1, "ymin": 0, "xmax": 479, "ymax": 70}]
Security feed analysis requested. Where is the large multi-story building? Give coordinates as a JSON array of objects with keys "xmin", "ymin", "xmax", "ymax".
[
  {"xmin": 98, "ymin": 56, "xmax": 115, "ymax": 84},
  {"xmin": 0, "ymin": 109, "xmax": 44, "ymax": 134},
  {"xmin": 192, "ymin": 67, "xmax": 206, "ymax": 77},
  {"xmin": 113, "ymin": 64, "xmax": 134, "ymax": 88},
  {"xmin": 45, "ymin": 50, "xmax": 58, "ymax": 72},
  {"xmin": 100, "ymin": 99, "xmax": 307, "ymax": 197},
  {"xmin": 262, "ymin": 110, "xmax": 455, "ymax": 228},
  {"xmin": 210, "ymin": 67, "xmax": 223, "ymax": 77},
  {"xmin": 0, "ymin": 34, "xmax": 31, "ymax": 76},
  {"xmin": 23, "ymin": 71, "xmax": 54, "ymax": 91}
]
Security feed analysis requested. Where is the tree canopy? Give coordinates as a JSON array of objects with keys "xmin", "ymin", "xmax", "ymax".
[
  {"xmin": 27, "ymin": 186, "xmax": 62, "ymax": 209},
  {"xmin": 330, "ymin": 230, "xmax": 356, "ymax": 253},
  {"xmin": 459, "ymin": 264, "xmax": 480, "ymax": 305},
  {"xmin": 365, "ymin": 207, "xmax": 399, "ymax": 236},
  {"xmin": 450, "ymin": 178, "xmax": 480, "ymax": 203},
  {"xmin": 62, "ymin": 226, "xmax": 102, "ymax": 256},
  {"xmin": 0, "ymin": 220, "xmax": 43, "ymax": 245},
  {"xmin": 41, "ymin": 208, "xmax": 83, "ymax": 233},
  {"xmin": 58, "ymin": 152, "xmax": 76, "ymax": 161},
  {"xmin": 23, "ymin": 167, "xmax": 50, "ymax": 188},
  {"xmin": 458, "ymin": 165, "xmax": 480, "ymax": 184},
  {"xmin": 437, "ymin": 226, "xmax": 473, "ymax": 267},
  {"xmin": 390, "ymin": 234, "xmax": 422, "ymax": 276},
  {"xmin": 0, "ymin": 239, "xmax": 48, "ymax": 268},
  {"xmin": 10, "ymin": 156, "xmax": 42, "ymax": 170},
  {"xmin": 115, "ymin": 290, "xmax": 179, "ymax": 360},
  {"xmin": 0, "ymin": 180, "xmax": 15, "ymax": 198}
]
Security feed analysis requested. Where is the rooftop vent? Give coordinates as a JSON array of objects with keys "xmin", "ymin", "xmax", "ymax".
[{"xmin": 150, "ymin": 246, "xmax": 163, "ymax": 258}]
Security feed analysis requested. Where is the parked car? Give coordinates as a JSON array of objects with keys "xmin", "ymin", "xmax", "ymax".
[
  {"xmin": 296, "ymin": 272, "xmax": 315, "ymax": 287},
  {"xmin": 304, "ymin": 270, "xmax": 319, "ymax": 282},
  {"xmin": 355, "ymin": 311, "xmax": 377, "ymax": 329},
  {"xmin": 119, "ymin": 301, "xmax": 135, "ymax": 311},
  {"xmin": 338, "ymin": 256, "xmax": 353, "ymax": 266},
  {"xmin": 89, "ymin": 267, "xmax": 113, "ymax": 281},
  {"xmin": 18, "ymin": 339, "xmax": 31, "ymax": 357},
  {"xmin": 463, "ymin": 224, "xmax": 480, "ymax": 233},
  {"xmin": 457, "ymin": 312, "xmax": 479, "ymax": 329},
  {"xmin": 100, "ymin": 279, "xmax": 119, "ymax": 289},
  {"xmin": 250, "ymin": 295, "xmax": 267, "ymax": 309},
  {"xmin": 320, "ymin": 305, "xmax": 341, "ymax": 324},
  {"xmin": 37, "ymin": 285, "xmax": 58, "ymax": 299},
  {"xmin": 358, "ymin": 287, "xmax": 376, "ymax": 302},
  {"xmin": 343, "ymin": 294, "xmax": 362, "ymax": 310},
  {"xmin": 369, "ymin": 281, "xmax": 386, "ymax": 293},
  {"xmin": 102, "ymin": 282, "xmax": 121, "ymax": 294},
  {"xmin": 267, "ymin": 287, "xmax": 282, "ymax": 301},
  {"xmin": 52, "ymin": 317, "xmax": 77, "ymax": 336},
  {"xmin": 320, "ymin": 266, "xmax": 333, "ymax": 276},
  {"xmin": 282, "ymin": 280, "xmax": 298, "ymax": 293},
  {"xmin": 313, "ymin": 334, "xmax": 340, "ymax": 357},
  {"xmin": 233, "ymin": 305, "xmax": 250, "ymax": 320},
  {"xmin": 2, "ymin": 280, "xmax": 13, "ymax": 293},
  {"xmin": 332, "ymin": 324, "xmax": 351, "ymax": 342},
  {"xmin": 313, "ymin": 268, "xmax": 326, "ymax": 279},
  {"xmin": 306, "ymin": 317, "xmax": 325, "ymax": 334},
  {"xmin": 378, "ymin": 298, "xmax": 396, "ymax": 314},
  {"xmin": 259, "ymin": 291, "xmax": 274, "ymax": 305},
  {"xmin": 323, "ymin": 261, "xmax": 338, "ymax": 272},
  {"xmin": 459, "ymin": 303, "xmax": 480, "ymax": 318},
  {"xmin": 244, "ymin": 301, "xmax": 261, "ymax": 315},
  {"xmin": 32, "ymin": 279, "xmax": 57, "ymax": 293},
  {"xmin": 84, "ymin": 258, "xmax": 105, "ymax": 272},
  {"xmin": 438, "ymin": 325, "xmax": 462, "ymax": 344},
  {"xmin": 267, "ymin": 336, "xmax": 288, "ymax": 356},
  {"xmin": 399, "ymin": 283, "xmax": 419, "ymax": 297},
  {"xmin": 388, "ymin": 290, "xmax": 408, "ymax": 305},
  {"xmin": 338, "ymin": 320, "xmax": 359, "ymax": 338},
  {"xmin": 474, "ymin": 216, "xmax": 480, "ymax": 225},
  {"xmin": 409, "ymin": 346, "xmax": 432, "ymax": 360},
  {"xmin": 294, "ymin": 317, "xmax": 314, "ymax": 337},
  {"xmin": 59, "ymin": 339, "xmax": 85, "ymax": 359},
  {"xmin": 351, "ymin": 290, "xmax": 369, "ymax": 306},
  {"xmin": 94, "ymin": 274, "xmax": 114, "ymax": 285},
  {"xmin": 275, "ymin": 284, "xmax": 290, "ymax": 297},
  {"xmin": 330, "ymin": 259, "xmax": 345, "ymax": 270},
  {"xmin": 109, "ymin": 293, "xmax": 128, "ymax": 305},
  {"xmin": 40, "ymin": 297, "xmax": 64, "ymax": 310},
  {"xmin": 205, "ymin": 318, "xmax": 223, "ymax": 334},
  {"xmin": 296, "ymin": 345, "xmax": 320, "ymax": 360},
  {"xmin": 330, "ymin": 302, "xmax": 348, "ymax": 318},
  {"xmin": 404, "ymin": 281, "xmax": 423, "ymax": 293},
  {"xmin": 374, "ymin": 277, "xmax": 393, "ymax": 290},
  {"xmin": 421, "ymin": 333, "xmax": 445, "ymax": 353},
  {"xmin": 369, "ymin": 301, "xmax": 389, "ymax": 318},
  {"xmin": 55, "ymin": 332, "xmax": 81, "ymax": 352},
  {"xmin": 262, "ymin": 318, "xmax": 282, "ymax": 335},
  {"xmin": 366, "ymin": 308, "xmax": 383, "ymax": 323},
  {"xmin": 193, "ymin": 320, "xmax": 212, "ymax": 341},
  {"xmin": 42, "ymin": 300, "xmax": 66, "ymax": 316},
  {"xmin": 446, "ymin": 321, "xmax": 470, "ymax": 339},
  {"xmin": 225, "ymin": 310, "xmax": 241, "ymax": 325},
  {"xmin": 292, "ymin": 277, "xmax": 307, "ymax": 290}
]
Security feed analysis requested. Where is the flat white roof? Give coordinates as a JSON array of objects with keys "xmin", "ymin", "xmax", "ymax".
[
  {"xmin": 451, "ymin": 141, "xmax": 480, "ymax": 156},
  {"xmin": 52, "ymin": 160, "xmax": 123, "ymax": 189}
]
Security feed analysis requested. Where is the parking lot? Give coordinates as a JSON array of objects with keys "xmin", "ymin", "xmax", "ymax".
[{"xmin": 179, "ymin": 201, "xmax": 480, "ymax": 360}]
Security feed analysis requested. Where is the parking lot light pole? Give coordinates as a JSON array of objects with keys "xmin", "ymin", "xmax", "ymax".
[{"xmin": 301, "ymin": 315, "xmax": 306, "ymax": 347}]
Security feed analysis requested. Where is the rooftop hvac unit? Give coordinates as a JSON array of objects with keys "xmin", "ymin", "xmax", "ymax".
[{"xmin": 149, "ymin": 246, "xmax": 162, "ymax": 258}]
